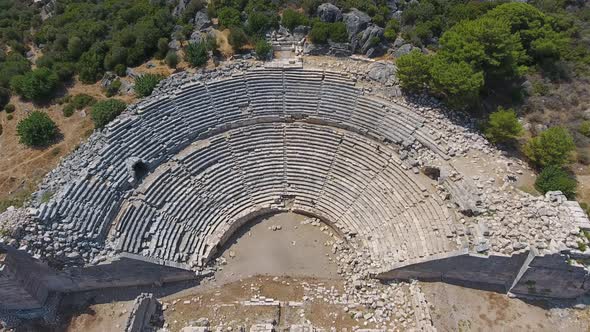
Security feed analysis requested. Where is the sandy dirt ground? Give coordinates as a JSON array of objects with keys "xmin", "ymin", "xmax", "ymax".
[
  {"xmin": 0, "ymin": 94, "xmax": 95, "ymax": 207},
  {"xmin": 423, "ymin": 282, "xmax": 590, "ymax": 332},
  {"xmin": 212, "ymin": 212, "xmax": 340, "ymax": 283}
]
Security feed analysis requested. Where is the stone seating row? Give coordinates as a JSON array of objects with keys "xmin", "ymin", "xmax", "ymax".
[
  {"xmin": 111, "ymin": 122, "xmax": 459, "ymax": 269},
  {"xmin": 35, "ymin": 68, "xmax": 450, "ymax": 265}
]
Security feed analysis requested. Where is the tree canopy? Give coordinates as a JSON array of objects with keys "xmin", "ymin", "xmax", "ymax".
[
  {"xmin": 10, "ymin": 68, "xmax": 59, "ymax": 102},
  {"xmin": 524, "ymin": 126, "xmax": 575, "ymax": 168},
  {"xmin": 484, "ymin": 108, "xmax": 523, "ymax": 144},
  {"xmin": 16, "ymin": 111, "xmax": 59, "ymax": 147},
  {"xmin": 396, "ymin": 2, "xmax": 569, "ymax": 110},
  {"xmin": 535, "ymin": 165, "xmax": 577, "ymax": 198}
]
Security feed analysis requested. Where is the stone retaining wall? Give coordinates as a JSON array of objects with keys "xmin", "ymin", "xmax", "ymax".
[{"xmin": 378, "ymin": 250, "xmax": 590, "ymax": 298}]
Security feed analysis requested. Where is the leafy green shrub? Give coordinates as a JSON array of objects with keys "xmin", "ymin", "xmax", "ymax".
[
  {"xmin": 10, "ymin": 68, "xmax": 59, "ymax": 102},
  {"xmin": 134, "ymin": 74, "xmax": 164, "ymax": 97},
  {"xmin": 16, "ymin": 111, "xmax": 59, "ymax": 147},
  {"xmin": 91, "ymin": 99, "xmax": 127, "ymax": 128},
  {"xmin": 309, "ymin": 21, "xmax": 347, "ymax": 44},
  {"xmin": 0, "ymin": 87, "xmax": 10, "ymax": 110},
  {"xmin": 0, "ymin": 53, "xmax": 31, "ymax": 89},
  {"xmin": 396, "ymin": 51, "xmax": 431, "ymax": 91},
  {"xmin": 255, "ymin": 39, "xmax": 272, "ymax": 60},
  {"xmin": 281, "ymin": 8, "xmax": 309, "ymax": 31},
  {"xmin": 330, "ymin": 22, "xmax": 348, "ymax": 43},
  {"xmin": 535, "ymin": 165, "xmax": 577, "ymax": 198},
  {"xmin": 247, "ymin": 12, "xmax": 276, "ymax": 36},
  {"xmin": 373, "ymin": 14, "xmax": 386, "ymax": 28},
  {"xmin": 532, "ymin": 81, "xmax": 549, "ymax": 96},
  {"xmin": 5, "ymin": 104, "xmax": 15, "ymax": 113},
  {"xmin": 62, "ymin": 104, "xmax": 75, "ymax": 117},
  {"xmin": 484, "ymin": 108, "xmax": 523, "ymax": 144},
  {"xmin": 105, "ymin": 79, "xmax": 122, "ymax": 97},
  {"xmin": 7, "ymin": 114, "xmax": 13, "ymax": 121},
  {"xmin": 156, "ymin": 37, "xmax": 169, "ymax": 59},
  {"xmin": 524, "ymin": 127, "xmax": 575, "ymax": 167},
  {"xmin": 229, "ymin": 27, "xmax": 248, "ymax": 51},
  {"xmin": 78, "ymin": 50, "xmax": 105, "ymax": 84},
  {"xmin": 309, "ymin": 22, "xmax": 330, "ymax": 44},
  {"xmin": 165, "ymin": 51, "xmax": 179, "ymax": 68},
  {"xmin": 185, "ymin": 42, "xmax": 209, "ymax": 67},
  {"xmin": 114, "ymin": 64, "xmax": 127, "ymax": 77},
  {"xmin": 579, "ymin": 121, "xmax": 590, "ymax": 137},
  {"xmin": 429, "ymin": 58, "xmax": 484, "ymax": 109},
  {"xmin": 384, "ymin": 19, "xmax": 400, "ymax": 41},
  {"xmin": 71, "ymin": 94, "xmax": 96, "ymax": 110},
  {"xmin": 218, "ymin": 7, "xmax": 242, "ymax": 28}
]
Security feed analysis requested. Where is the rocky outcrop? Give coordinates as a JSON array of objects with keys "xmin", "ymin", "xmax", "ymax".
[
  {"xmin": 392, "ymin": 43, "xmax": 420, "ymax": 58},
  {"xmin": 193, "ymin": 10, "xmax": 211, "ymax": 31},
  {"xmin": 343, "ymin": 9, "xmax": 371, "ymax": 38},
  {"xmin": 357, "ymin": 24, "xmax": 384, "ymax": 56},
  {"xmin": 343, "ymin": 9, "xmax": 387, "ymax": 57},
  {"xmin": 367, "ymin": 61, "xmax": 397, "ymax": 85},
  {"xmin": 39, "ymin": 0, "xmax": 57, "ymax": 21},
  {"xmin": 125, "ymin": 293, "xmax": 160, "ymax": 332},
  {"xmin": 317, "ymin": 3, "xmax": 343, "ymax": 22},
  {"xmin": 303, "ymin": 42, "xmax": 351, "ymax": 57},
  {"xmin": 172, "ymin": 0, "xmax": 190, "ymax": 17}
]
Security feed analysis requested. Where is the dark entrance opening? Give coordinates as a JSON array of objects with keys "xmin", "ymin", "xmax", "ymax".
[{"xmin": 132, "ymin": 161, "xmax": 149, "ymax": 181}]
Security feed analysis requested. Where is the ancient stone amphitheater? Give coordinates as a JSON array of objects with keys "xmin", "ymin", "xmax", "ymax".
[{"xmin": 2, "ymin": 60, "xmax": 590, "ymax": 321}]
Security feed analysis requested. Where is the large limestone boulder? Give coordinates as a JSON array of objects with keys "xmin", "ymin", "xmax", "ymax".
[
  {"xmin": 173, "ymin": 0, "xmax": 189, "ymax": 17},
  {"xmin": 393, "ymin": 43, "xmax": 420, "ymax": 58},
  {"xmin": 368, "ymin": 61, "xmax": 397, "ymax": 84},
  {"xmin": 317, "ymin": 3, "xmax": 343, "ymax": 22},
  {"xmin": 359, "ymin": 24, "xmax": 384, "ymax": 54},
  {"xmin": 343, "ymin": 9, "xmax": 371, "ymax": 39},
  {"xmin": 303, "ymin": 42, "xmax": 351, "ymax": 57},
  {"xmin": 193, "ymin": 10, "xmax": 211, "ymax": 31}
]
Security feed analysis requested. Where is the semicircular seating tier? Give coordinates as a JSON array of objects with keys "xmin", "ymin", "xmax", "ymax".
[
  {"xmin": 35, "ymin": 68, "xmax": 462, "ymax": 272},
  {"xmin": 112, "ymin": 122, "xmax": 465, "ymax": 272}
]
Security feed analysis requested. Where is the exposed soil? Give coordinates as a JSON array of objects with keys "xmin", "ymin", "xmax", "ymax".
[
  {"xmin": 0, "ymin": 93, "xmax": 94, "ymax": 208},
  {"xmin": 215, "ymin": 29, "xmax": 234, "ymax": 58},
  {"xmin": 423, "ymin": 282, "xmax": 590, "ymax": 332},
  {"xmin": 212, "ymin": 212, "xmax": 340, "ymax": 284}
]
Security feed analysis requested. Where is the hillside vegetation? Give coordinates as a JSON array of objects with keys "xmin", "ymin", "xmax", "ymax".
[{"xmin": 0, "ymin": 0, "xmax": 589, "ymax": 210}]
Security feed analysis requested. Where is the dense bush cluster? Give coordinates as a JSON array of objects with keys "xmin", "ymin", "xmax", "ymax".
[
  {"xmin": 524, "ymin": 126, "xmax": 575, "ymax": 168},
  {"xmin": 134, "ymin": 74, "xmax": 164, "ymax": 97},
  {"xmin": 91, "ymin": 99, "xmax": 127, "ymax": 128},
  {"xmin": 484, "ymin": 108, "xmax": 523, "ymax": 144},
  {"xmin": 396, "ymin": 3, "xmax": 573, "ymax": 109},
  {"xmin": 185, "ymin": 41, "xmax": 210, "ymax": 67},
  {"xmin": 16, "ymin": 111, "xmax": 58, "ymax": 147},
  {"xmin": 535, "ymin": 165, "xmax": 577, "ymax": 198},
  {"xmin": 10, "ymin": 68, "xmax": 59, "ymax": 102},
  {"xmin": 309, "ymin": 21, "xmax": 348, "ymax": 44},
  {"xmin": 35, "ymin": 1, "xmax": 175, "ymax": 84},
  {"xmin": 203, "ymin": 0, "xmax": 281, "ymax": 55},
  {"xmin": 255, "ymin": 39, "xmax": 272, "ymax": 60}
]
